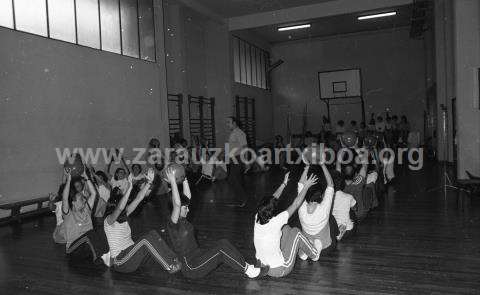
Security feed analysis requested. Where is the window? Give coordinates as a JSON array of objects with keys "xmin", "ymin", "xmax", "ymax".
[
  {"xmin": 138, "ymin": 0, "xmax": 155, "ymax": 61},
  {"xmin": 100, "ymin": 0, "xmax": 121, "ymax": 54},
  {"xmin": 76, "ymin": 0, "xmax": 101, "ymax": 49},
  {"xmin": 233, "ymin": 36, "xmax": 270, "ymax": 90},
  {"xmin": 120, "ymin": 0, "xmax": 139, "ymax": 58},
  {"xmin": 48, "ymin": 0, "xmax": 76, "ymax": 43},
  {"xmin": 0, "ymin": 0, "xmax": 156, "ymax": 61},
  {"xmin": 14, "ymin": 0, "xmax": 48, "ymax": 36},
  {"xmin": 0, "ymin": 0, "xmax": 14, "ymax": 29}
]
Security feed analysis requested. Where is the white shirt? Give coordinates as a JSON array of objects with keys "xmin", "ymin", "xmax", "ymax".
[
  {"xmin": 98, "ymin": 185, "xmax": 110, "ymax": 203},
  {"xmin": 254, "ymin": 211, "xmax": 289, "ymax": 268},
  {"xmin": 298, "ymin": 187, "xmax": 335, "ymax": 236},
  {"xmin": 332, "ymin": 191, "xmax": 356, "ymax": 230},
  {"xmin": 228, "ymin": 128, "xmax": 247, "ymax": 157}
]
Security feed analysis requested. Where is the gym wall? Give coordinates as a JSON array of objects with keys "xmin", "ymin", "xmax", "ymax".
[
  {"xmin": 0, "ymin": 24, "xmax": 169, "ymax": 202},
  {"xmin": 271, "ymin": 27, "xmax": 427, "ymax": 140}
]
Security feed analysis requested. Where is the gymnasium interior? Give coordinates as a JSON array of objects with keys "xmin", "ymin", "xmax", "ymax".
[{"xmin": 0, "ymin": 0, "xmax": 479, "ymax": 294}]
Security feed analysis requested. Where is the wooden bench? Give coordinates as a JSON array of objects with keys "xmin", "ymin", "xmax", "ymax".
[{"xmin": 0, "ymin": 196, "xmax": 52, "ymax": 225}]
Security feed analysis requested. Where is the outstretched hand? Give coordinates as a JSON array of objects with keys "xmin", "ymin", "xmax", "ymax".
[
  {"xmin": 165, "ymin": 167, "xmax": 176, "ymax": 184},
  {"xmin": 304, "ymin": 174, "xmax": 318, "ymax": 189},
  {"xmin": 300, "ymin": 165, "xmax": 310, "ymax": 184}
]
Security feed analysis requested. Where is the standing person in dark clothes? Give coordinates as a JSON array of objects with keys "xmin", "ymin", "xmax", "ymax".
[{"xmin": 226, "ymin": 116, "xmax": 248, "ymax": 207}]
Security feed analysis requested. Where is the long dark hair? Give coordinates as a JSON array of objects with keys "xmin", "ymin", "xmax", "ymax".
[
  {"xmin": 304, "ymin": 165, "xmax": 327, "ymax": 203},
  {"xmin": 105, "ymin": 187, "xmax": 128, "ymax": 223}
]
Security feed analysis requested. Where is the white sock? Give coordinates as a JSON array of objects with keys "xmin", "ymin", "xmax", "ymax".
[
  {"xmin": 299, "ymin": 252, "xmax": 308, "ymax": 260},
  {"xmin": 314, "ymin": 239, "xmax": 323, "ymax": 252},
  {"xmin": 245, "ymin": 264, "xmax": 261, "ymax": 278},
  {"xmin": 101, "ymin": 252, "xmax": 111, "ymax": 267}
]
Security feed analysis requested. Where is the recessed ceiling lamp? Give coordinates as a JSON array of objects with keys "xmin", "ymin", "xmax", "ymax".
[
  {"xmin": 358, "ymin": 11, "xmax": 397, "ymax": 20},
  {"xmin": 278, "ymin": 24, "xmax": 311, "ymax": 31}
]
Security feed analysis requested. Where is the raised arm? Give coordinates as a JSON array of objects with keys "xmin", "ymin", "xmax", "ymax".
[
  {"xmin": 300, "ymin": 165, "xmax": 309, "ymax": 184},
  {"xmin": 317, "ymin": 163, "xmax": 335, "ymax": 213},
  {"xmin": 296, "ymin": 165, "xmax": 310, "ymax": 193},
  {"xmin": 105, "ymin": 177, "xmax": 133, "ymax": 225},
  {"xmin": 182, "ymin": 177, "xmax": 192, "ymax": 199},
  {"xmin": 106, "ymin": 160, "xmax": 113, "ymax": 180},
  {"xmin": 321, "ymin": 162, "xmax": 333, "ymax": 188},
  {"xmin": 62, "ymin": 168, "xmax": 72, "ymax": 214},
  {"xmin": 83, "ymin": 169, "xmax": 97, "ymax": 209},
  {"xmin": 336, "ymin": 149, "xmax": 344, "ymax": 173},
  {"xmin": 286, "ymin": 174, "xmax": 318, "ymax": 217},
  {"xmin": 126, "ymin": 170, "xmax": 154, "ymax": 216},
  {"xmin": 273, "ymin": 172, "xmax": 290, "ymax": 199},
  {"xmin": 167, "ymin": 169, "xmax": 182, "ymax": 224}
]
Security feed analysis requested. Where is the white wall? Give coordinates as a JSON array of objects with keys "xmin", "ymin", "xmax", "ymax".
[
  {"xmin": 271, "ymin": 28, "xmax": 427, "ymax": 139},
  {"xmin": 0, "ymin": 1, "xmax": 169, "ymax": 202},
  {"xmin": 0, "ymin": 35, "xmax": 168, "ymax": 202}
]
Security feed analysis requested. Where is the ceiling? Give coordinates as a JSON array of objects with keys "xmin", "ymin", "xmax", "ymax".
[
  {"xmin": 198, "ymin": 0, "xmax": 334, "ymax": 18},
  {"xmin": 248, "ymin": 4, "xmax": 414, "ymax": 44}
]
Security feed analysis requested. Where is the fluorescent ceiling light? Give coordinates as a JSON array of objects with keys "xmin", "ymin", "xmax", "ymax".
[
  {"xmin": 278, "ymin": 24, "xmax": 311, "ymax": 31},
  {"xmin": 358, "ymin": 11, "xmax": 396, "ymax": 20}
]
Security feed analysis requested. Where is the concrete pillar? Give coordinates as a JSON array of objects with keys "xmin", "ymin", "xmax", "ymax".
[
  {"xmin": 453, "ymin": 0, "xmax": 480, "ymax": 177},
  {"xmin": 434, "ymin": 0, "xmax": 455, "ymax": 162}
]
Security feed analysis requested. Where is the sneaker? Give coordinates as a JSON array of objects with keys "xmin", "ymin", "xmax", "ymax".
[
  {"xmin": 168, "ymin": 258, "xmax": 182, "ymax": 274},
  {"xmin": 101, "ymin": 252, "xmax": 111, "ymax": 267},
  {"xmin": 312, "ymin": 252, "xmax": 320, "ymax": 262}
]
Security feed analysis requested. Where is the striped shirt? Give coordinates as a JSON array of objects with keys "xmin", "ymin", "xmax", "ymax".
[{"xmin": 104, "ymin": 219, "xmax": 135, "ymax": 258}]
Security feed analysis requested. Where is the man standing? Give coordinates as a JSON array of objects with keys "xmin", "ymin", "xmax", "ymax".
[{"xmin": 226, "ymin": 117, "xmax": 248, "ymax": 207}]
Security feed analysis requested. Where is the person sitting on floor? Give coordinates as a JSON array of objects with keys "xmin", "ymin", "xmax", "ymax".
[
  {"xmin": 50, "ymin": 183, "xmax": 67, "ymax": 244},
  {"xmin": 62, "ymin": 167, "xmax": 108, "ymax": 263},
  {"xmin": 165, "ymin": 167, "xmax": 268, "ymax": 279},
  {"xmin": 298, "ymin": 159, "xmax": 336, "ymax": 255},
  {"xmin": 331, "ymin": 170, "xmax": 356, "ymax": 241},
  {"xmin": 336, "ymin": 148, "xmax": 368, "ymax": 221},
  {"xmin": 102, "ymin": 169, "xmax": 181, "ymax": 274},
  {"xmin": 254, "ymin": 168, "xmax": 320, "ymax": 277}
]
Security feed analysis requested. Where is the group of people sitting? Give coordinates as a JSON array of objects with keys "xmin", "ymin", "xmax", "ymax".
[
  {"xmin": 302, "ymin": 113, "xmax": 413, "ymax": 149},
  {"xmin": 47, "ymin": 120, "xmax": 390, "ymax": 280}
]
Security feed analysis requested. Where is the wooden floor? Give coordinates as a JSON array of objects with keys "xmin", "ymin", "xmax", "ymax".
[{"xmin": 1, "ymin": 163, "xmax": 479, "ymax": 295}]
